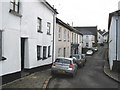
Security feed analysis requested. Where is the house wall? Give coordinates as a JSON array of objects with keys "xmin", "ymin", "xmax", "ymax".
[
  {"xmin": 0, "ymin": 2, "xmax": 21, "ymax": 76},
  {"xmin": 97, "ymin": 32, "xmax": 104, "ymax": 44},
  {"xmin": 20, "ymin": 1, "xmax": 55, "ymax": 69},
  {"xmin": 83, "ymin": 35, "xmax": 95, "ymax": 48},
  {"xmin": 0, "ymin": 0, "xmax": 57, "ymax": 76},
  {"xmin": 109, "ymin": 16, "xmax": 120, "ymax": 70},
  {"xmin": 55, "ymin": 23, "xmax": 71, "ymax": 60}
]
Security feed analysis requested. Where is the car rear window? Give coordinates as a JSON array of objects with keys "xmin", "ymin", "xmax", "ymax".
[{"xmin": 55, "ymin": 58, "xmax": 71, "ymax": 64}]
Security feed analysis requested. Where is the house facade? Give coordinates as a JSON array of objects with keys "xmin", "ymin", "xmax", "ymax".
[
  {"xmin": 0, "ymin": 0, "xmax": 58, "ymax": 84},
  {"xmin": 102, "ymin": 32, "xmax": 108, "ymax": 43},
  {"xmin": 108, "ymin": 10, "xmax": 120, "ymax": 71},
  {"xmin": 74, "ymin": 27, "xmax": 97, "ymax": 53},
  {"xmin": 55, "ymin": 18, "xmax": 83, "ymax": 60},
  {"xmin": 97, "ymin": 30, "xmax": 104, "ymax": 44}
]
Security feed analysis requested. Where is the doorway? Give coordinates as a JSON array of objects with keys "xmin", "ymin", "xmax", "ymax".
[{"xmin": 21, "ymin": 38, "xmax": 25, "ymax": 70}]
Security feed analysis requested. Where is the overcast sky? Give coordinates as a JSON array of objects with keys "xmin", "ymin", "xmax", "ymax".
[{"xmin": 47, "ymin": 0, "xmax": 120, "ymax": 31}]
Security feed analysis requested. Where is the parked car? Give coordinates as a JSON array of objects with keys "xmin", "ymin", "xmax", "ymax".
[
  {"xmin": 70, "ymin": 54, "xmax": 86, "ymax": 67},
  {"xmin": 51, "ymin": 57, "xmax": 78, "ymax": 77},
  {"xmin": 92, "ymin": 47, "xmax": 98, "ymax": 52},
  {"xmin": 86, "ymin": 50, "xmax": 93, "ymax": 56}
]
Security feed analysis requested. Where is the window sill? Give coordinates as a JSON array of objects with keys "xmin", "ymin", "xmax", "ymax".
[
  {"xmin": 9, "ymin": 9, "xmax": 22, "ymax": 17},
  {"xmin": 38, "ymin": 31, "xmax": 43, "ymax": 33}
]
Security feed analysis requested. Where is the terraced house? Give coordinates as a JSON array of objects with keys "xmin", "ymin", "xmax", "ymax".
[
  {"xmin": 55, "ymin": 18, "xmax": 83, "ymax": 60},
  {"xmin": 108, "ymin": 8, "xmax": 120, "ymax": 71},
  {"xmin": 0, "ymin": 0, "xmax": 58, "ymax": 84}
]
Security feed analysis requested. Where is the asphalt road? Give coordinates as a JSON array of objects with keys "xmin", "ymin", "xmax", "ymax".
[{"xmin": 47, "ymin": 45, "xmax": 119, "ymax": 89}]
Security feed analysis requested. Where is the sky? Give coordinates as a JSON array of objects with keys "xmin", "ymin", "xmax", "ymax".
[{"xmin": 47, "ymin": 0, "xmax": 120, "ymax": 31}]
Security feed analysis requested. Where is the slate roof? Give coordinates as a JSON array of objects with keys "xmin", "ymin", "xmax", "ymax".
[
  {"xmin": 74, "ymin": 27, "xmax": 97, "ymax": 35},
  {"xmin": 56, "ymin": 18, "xmax": 83, "ymax": 35}
]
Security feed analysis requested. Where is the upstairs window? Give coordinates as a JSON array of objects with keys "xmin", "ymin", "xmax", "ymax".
[
  {"xmin": 47, "ymin": 22, "xmax": 51, "ymax": 35},
  {"xmin": 10, "ymin": 0, "xmax": 19, "ymax": 13},
  {"xmin": 37, "ymin": 17, "xmax": 42, "ymax": 33},
  {"xmin": 58, "ymin": 27, "xmax": 62, "ymax": 41},
  {"xmin": 68, "ymin": 31, "xmax": 70, "ymax": 41},
  {"xmin": 64, "ymin": 30, "xmax": 66, "ymax": 41}
]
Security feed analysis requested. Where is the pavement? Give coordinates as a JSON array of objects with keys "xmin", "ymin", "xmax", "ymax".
[
  {"xmin": 104, "ymin": 47, "xmax": 120, "ymax": 83},
  {"xmin": 1, "ymin": 69, "xmax": 52, "ymax": 89}
]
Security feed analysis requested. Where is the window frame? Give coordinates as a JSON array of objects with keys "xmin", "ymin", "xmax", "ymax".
[
  {"xmin": 37, "ymin": 45, "xmax": 42, "ymax": 60},
  {"xmin": 48, "ymin": 46, "xmax": 51, "ymax": 57},
  {"xmin": 37, "ymin": 17, "xmax": 43, "ymax": 33},
  {"xmin": 43, "ymin": 46, "xmax": 47, "ymax": 60},
  {"xmin": 47, "ymin": 22, "xmax": 51, "ymax": 35},
  {"xmin": 10, "ymin": 0, "xmax": 19, "ymax": 13}
]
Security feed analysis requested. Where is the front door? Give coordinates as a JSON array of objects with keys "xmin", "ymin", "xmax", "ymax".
[{"xmin": 21, "ymin": 38, "xmax": 25, "ymax": 70}]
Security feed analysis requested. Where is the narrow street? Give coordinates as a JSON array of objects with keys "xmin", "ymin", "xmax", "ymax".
[{"xmin": 47, "ymin": 45, "xmax": 119, "ymax": 88}]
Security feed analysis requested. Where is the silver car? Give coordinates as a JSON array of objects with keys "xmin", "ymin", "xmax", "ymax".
[{"xmin": 51, "ymin": 57, "xmax": 78, "ymax": 77}]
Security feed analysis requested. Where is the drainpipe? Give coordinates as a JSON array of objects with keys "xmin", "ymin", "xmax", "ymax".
[
  {"xmin": 116, "ymin": 17, "xmax": 118, "ymax": 61},
  {"xmin": 52, "ymin": 12, "xmax": 55, "ymax": 64}
]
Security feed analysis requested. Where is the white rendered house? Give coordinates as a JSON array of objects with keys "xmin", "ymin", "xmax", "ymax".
[
  {"xmin": 0, "ymin": 0, "xmax": 58, "ymax": 84},
  {"xmin": 108, "ymin": 10, "xmax": 120, "ymax": 70}
]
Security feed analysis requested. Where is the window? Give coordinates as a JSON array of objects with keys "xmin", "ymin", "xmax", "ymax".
[
  {"xmin": 47, "ymin": 22, "xmax": 51, "ymax": 35},
  {"xmin": 58, "ymin": 48, "xmax": 61, "ymax": 57},
  {"xmin": 86, "ymin": 43, "xmax": 88, "ymax": 47},
  {"xmin": 72, "ymin": 33, "xmax": 73, "ymax": 42},
  {"xmin": 48, "ymin": 46, "xmax": 51, "ymax": 57},
  {"xmin": 0, "ymin": 31, "xmax": 2, "ymax": 61},
  {"xmin": 37, "ymin": 46, "xmax": 42, "ymax": 60},
  {"xmin": 58, "ymin": 27, "xmax": 62, "ymax": 40},
  {"xmin": 68, "ymin": 31, "xmax": 70, "ymax": 41},
  {"xmin": 10, "ymin": 0, "xmax": 19, "ymax": 13},
  {"xmin": 37, "ymin": 17, "xmax": 42, "ymax": 33},
  {"xmin": 43, "ymin": 46, "xmax": 47, "ymax": 59},
  {"xmin": 64, "ymin": 30, "xmax": 66, "ymax": 41}
]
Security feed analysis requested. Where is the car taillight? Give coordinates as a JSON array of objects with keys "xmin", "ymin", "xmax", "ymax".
[
  {"xmin": 69, "ymin": 64, "xmax": 73, "ymax": 68},
  {"xmin": 52, "ymin": 63, "xmax": 56, "ymax": 66}
]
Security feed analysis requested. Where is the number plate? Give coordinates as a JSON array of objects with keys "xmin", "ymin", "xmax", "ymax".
[{"xmin": 57, "ymin": 70, "xmax": 65, "ymax": 73}]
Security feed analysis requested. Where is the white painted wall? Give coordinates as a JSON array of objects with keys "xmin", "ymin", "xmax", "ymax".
[
  {"xmin": 83, "ymin": 35, "xmax": 95, "ymax": 48},
  {"xmin": 0, "ymin": 0, "xmax": 57, "ymax": 76},
  {"xmin": 0, "ymin": 2, "xmax": 21, "ymax": 76},
  {"xmin": 109, "ymin": 15, "xmax": 120, "ymax": 70},
  {"xmin": 20, "ymin": 1, "xmax": 56, "ymax": 69},
  {"xmin": 97, "ymin": 32, "xmax": 104, "ymax": 44}
]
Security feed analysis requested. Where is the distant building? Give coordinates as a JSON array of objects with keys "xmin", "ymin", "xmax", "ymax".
[
  {"xmin": 102, "ymin": 32, "xmax": 108, "ymax": 43},
  {"xmin": 97, "ymin": 30, "xmax": 105, "ymax": 44},
  {"xmin": 108, "ymin": 10, "xmax": 120, "ymax": 71},
  {"xmin": 74, "ymin": 27, "xmax": 97, "ymax": 53},
  {"xmin": 55, "ymin": 18, "xmax": 83, "ymax": 59}
]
